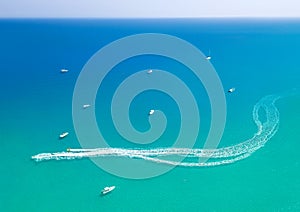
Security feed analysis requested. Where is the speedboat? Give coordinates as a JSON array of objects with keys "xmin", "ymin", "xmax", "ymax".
[
  {"xmin": 83, "ymin": 104, "xmax": 91, "ymax": 109},
  {"xmin": 147, "ymin": 69, "xmax": 153, "ymax": 74},
  {"xmin": 206, "ymin": 49, "xmax": 211, "ymax": 60},
  {"xmin": 101, "ymin": 186, "xmax": 115, "ymax": 195},
  {"xmin": 149, "ymin": 109, "xmax": 155, "ymax": 115},
  {"xmin": 59, "ymin": 132, "xmax": 69, "ymax": 139},
  {"xmin": 228, "ymin": 87, "xmax": 236, "ymax": 93},
  {"xmin": 60, "ymin": 69, "xmax": 69, "ymax": 73}
]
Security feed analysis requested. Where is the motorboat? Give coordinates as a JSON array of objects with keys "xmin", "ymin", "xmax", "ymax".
[
  {"xmin": 101, "ymin": 186, "xmax": 115, "ymax": 195},
  {"xmin": 60, "ymin": 69, "xmax": 69, "ymax": 73},
  {"xmin": 206, "ymin": 49, "xmax": 211, "ymax": 60},
  {"xmin": 83, "ymin": 104, "xmax": 91, "ymax": 109},
  {"xmin": 228, "ymin": 87, "xmax": 236, "ymax": 93},
  {"xmin": 149, "ymin": 109, "xmax": 155, "ymax": 115},
  {"xmin": 59, "ymin": 132, "xmax": 69, "ymax": 139}
]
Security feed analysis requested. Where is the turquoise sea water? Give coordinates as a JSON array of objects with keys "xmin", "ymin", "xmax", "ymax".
[{"xmin": 0, "ymin": 19, "xmax": 300, "ymax": 211}]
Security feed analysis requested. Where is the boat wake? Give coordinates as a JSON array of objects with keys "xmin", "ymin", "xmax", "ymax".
[{"xmin": 32, "ymin": 94, "xmax": 280, "ymax": 167}]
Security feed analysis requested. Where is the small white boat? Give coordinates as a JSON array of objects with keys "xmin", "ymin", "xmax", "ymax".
[
  {"xmin": 228, "ymin": 87, "xmax": 236, "ymax": 93},
  {"xmin": 206, "ymin": 49, "xmax": 211, "ymax": 60},
  {"xmin": 83, "ymin": 104, "xmax": 91, "ymax": 109},
  {"xmin": 101, "ymin": 186, "xmax": 115, "ymax": 195},
  {"xmin": 149, "ymin": 109, "xmax": 155, "ymax": 115},
  {"xmin": 147, "ymin": 69, "xmax": 153, "ymax": 74},
  {"xmin": 60, "ymin": 69, "xmax": 69, "ymax": 73},
  {"xmin": 59, "ymin": 132, "xmax": 69, "ymax": 139}
]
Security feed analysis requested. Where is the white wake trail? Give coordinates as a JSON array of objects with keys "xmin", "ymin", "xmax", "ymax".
[{"xmin": 32, "ymin": 95, "xmax": 280, "ymax": 167}]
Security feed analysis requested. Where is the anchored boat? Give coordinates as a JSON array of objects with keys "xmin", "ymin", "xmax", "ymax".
[
  {"xmin": 59, "ymin": 132, "xmax": 69, "ymax": 139},
  {"xmin": 101, "ymin": 186, "xmax": 116, "ymax": 195}
]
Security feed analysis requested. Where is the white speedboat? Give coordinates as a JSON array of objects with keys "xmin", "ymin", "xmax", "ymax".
[
  {"xmin": 60, "ymin": 69, "xmax": 69, "ymax": 73},
  {"xmin": 147, "ymin": 69, "xmax": 153, "ymax": 74},
  {"xmin": 59, "ymin": 132, "xmax": 69, "ymax": 139},
  {"xmin": 83, "ymin": 104, "xmax": 91, "ymax": 109},
  {"xmin": 228, "ymin": 87, "xmax": 236, "ymax": 93},
  {"xmin": 206, "ymin": 49, "xmax": 211, "ymax": 60},
  {"xmin": 101, "ymin": 186, "xmax": 115, "ymax": 195},
  {"xmin": 149, "ymin": 109, "xmax": 155, "ymax": 115}
]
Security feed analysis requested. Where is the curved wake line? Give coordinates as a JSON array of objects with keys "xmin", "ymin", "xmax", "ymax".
[{"xmin": 32, "ymin": 95, "xmax": 280, "ymax": 167}]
